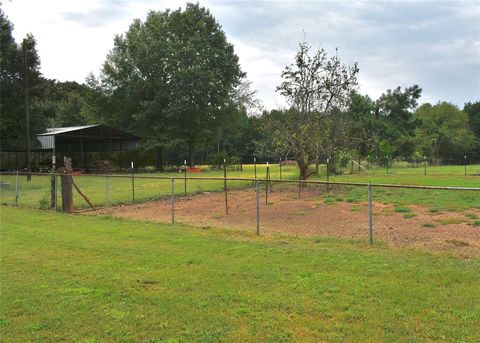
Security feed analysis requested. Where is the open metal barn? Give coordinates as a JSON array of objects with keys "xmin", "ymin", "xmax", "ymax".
[{"xmin": 1, "ymin": 125, "xmax": 140, "ymax": 172}]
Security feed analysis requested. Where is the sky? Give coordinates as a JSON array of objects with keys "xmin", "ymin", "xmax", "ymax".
[{"xmin": 3, "ymin": 0, "xmax": 480, "ymax": 109}]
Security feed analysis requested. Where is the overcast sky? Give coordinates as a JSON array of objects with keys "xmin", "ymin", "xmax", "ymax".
[{"xmin": 3, "ymin": 0, "xmax": 480, "ymax": 109}]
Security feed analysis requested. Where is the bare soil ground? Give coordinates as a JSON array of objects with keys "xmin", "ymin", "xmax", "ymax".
[{"xmin": 88, "ymin": 187, "xmax": 480, "ymax": 257}]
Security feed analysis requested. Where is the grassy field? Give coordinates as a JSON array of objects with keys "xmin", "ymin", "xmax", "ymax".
[
  {"xmin": 1, "ymin": 207, "xmax": 479, "ymax": 342},
  {"xmin": 1, "ymin": 164, "xmax": 478, "ymax": 210},
  {"xmin": 0, "ymin": 164, "xmax": 295, "ymax": 209}
]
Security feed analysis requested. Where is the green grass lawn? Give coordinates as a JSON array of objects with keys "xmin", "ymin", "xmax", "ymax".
[{"xmin": 1, "ymin": 207, "xmax": 479, "ymax": 342}]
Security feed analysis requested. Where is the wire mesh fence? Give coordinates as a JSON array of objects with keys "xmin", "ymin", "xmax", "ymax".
[{"xmin": 1, "ymin": 172, "xmax": 479, "ymax": 257}]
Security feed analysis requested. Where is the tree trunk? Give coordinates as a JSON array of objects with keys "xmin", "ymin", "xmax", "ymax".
[
  {"xmin": 217, "ymin": 130, "xmax": 221, "ymax": 160},
  {"xmin": 155, "ymin": 147, "xmax": 163, "ymax": 171},
  {"xmin": 298, "ymin": 158, "xmax": 309, "ymax": 181},
  {"xmin": 23, "ymin": 45, "xmax": 31, "ymax": 182},
  {"xmin": 188, "ymin": 142, "xmax": 195, "ymax": 167}
]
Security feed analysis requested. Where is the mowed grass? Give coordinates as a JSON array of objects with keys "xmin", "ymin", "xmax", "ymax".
[{"xmin": 1, "ymin": 207, "xmax": 480, "ymax": 342}]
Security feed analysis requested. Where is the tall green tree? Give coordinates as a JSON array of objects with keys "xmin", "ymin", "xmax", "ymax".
[
  {"xmin": 1, "ymin": 9, "xmax": 43, "ymax": 175},
  {"xmin": 347, "ymin": 92, "xmax": 378, "ymax": 159},
  {"xmin": 463, "ymin": 101, "xmax": 480, "ymax": 155},
  {"xmin": 414, "ymin": 102, "xmax": 476, "ymax": 157},
  {"xmin": 374, "ymin": 85, "xmax": 422, "ymax": 158},
  {"xmin": 99, "ymin": 3, "xmax": 244, "ymax": 166},
  {"xmin": 0, "ymin": 9, "xmax": 22, "ymax": 151}
]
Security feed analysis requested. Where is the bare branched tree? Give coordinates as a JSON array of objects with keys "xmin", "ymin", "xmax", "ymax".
[{"xmin": 265, "ymin": 38, "xmax": 358, "ymax": 180}]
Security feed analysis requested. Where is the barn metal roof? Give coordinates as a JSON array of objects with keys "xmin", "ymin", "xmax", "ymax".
[
  {"xmin": 36, "ymin": 124, "xmax": 140, "ymax": 151},
  {"xmin": 37, "ymin": 125, "xmax": 99, "ymax": 136}
]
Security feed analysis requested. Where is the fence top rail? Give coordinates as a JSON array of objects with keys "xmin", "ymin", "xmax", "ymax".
[{"xmin": 2, "ymin": 171, "xmax": 479, "ymax": 191}]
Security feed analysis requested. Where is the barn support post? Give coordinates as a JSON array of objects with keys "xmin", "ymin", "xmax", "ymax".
[
  {"xmin": 368, "ymin": 183, "xmax": 373, "ymax": 245},
  {"xmin": 15, "ymin": 171, "xmax": 19, "ymax": 207},
  {"xmin": 80, "ymin": 136, "xmax": 83, "ymax": 170},
  {"xmin": 171, "ymin": 177, "xmax": 175, "ymax": 224},
  {"xmin": 255, "ymin": 180, "xmax": 260, "ymax": 235}
]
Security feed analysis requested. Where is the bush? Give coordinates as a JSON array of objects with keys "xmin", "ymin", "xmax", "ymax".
[{"xmin": 39, "ymin": 195, "xmax": 50, "ymax": 210}]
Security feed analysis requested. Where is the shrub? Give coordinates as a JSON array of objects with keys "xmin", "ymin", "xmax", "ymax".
[{"xmin": 39, "ymin": 195, "xmax": 50, "ymax": 210}]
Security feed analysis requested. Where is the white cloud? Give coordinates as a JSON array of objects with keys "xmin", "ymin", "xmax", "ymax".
[{"xmin": 3, "ymin": 0, "xmax": 479, "ymax": 109}]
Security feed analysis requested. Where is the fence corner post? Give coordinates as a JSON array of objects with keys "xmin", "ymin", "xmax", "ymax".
[
  {"xmin": 255, "ymin": 180, "xmax": 260, "ymax": 235},
  {"xmin": 171, "ymin": 177, "xmax": 175, "ymax": 224},
  {"xmin": 368, "ymin": 182, "xmax": 373, "ymax": 245}
]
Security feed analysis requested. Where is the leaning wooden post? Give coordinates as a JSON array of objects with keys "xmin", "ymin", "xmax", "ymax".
[{"xmin": 60, "ymin": 157, "xmax": 74, "ymax": 213}]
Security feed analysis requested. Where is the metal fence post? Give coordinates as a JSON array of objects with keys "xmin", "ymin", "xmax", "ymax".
[
  {"xmin": 326, "ymin": 157, "xmax": 330, "ymax": 192},
  {"xmin": 265, "ymin": 162, "xmax": 269, "ymax": 204},
  {"xmin": 256, "ymin": 180, "xmax": 260, "ymax": 235},
  {"xmin": 368, "ymin": 183, "xmax": 373, "ymax": 244},
  {"xmin": 184, "ymin": 160, "xmax": 187, "ymax": 196},
  {"xmin": 224, "ymin": 159, "xmax": 228, "ymax": 215},
  {"xmin": 131, "ymin": 165, "xmax": 135, "ymax": 204},
  {"xmin": 54, "ymin": 173, "xmax": 57, "ymax": 211},
  {"xmin": 105, "ymin": 175, "xmax": 109, "ymax": 208},
  {"xmin": 15, "ymin": 171, "xmax": 19, "ymax": 207},
  {"xmin": 279, "ymin": 158, "xmax": 282, "ymax": 179},
  {"xmin": 171, "ymin": 177, "xmax": 175, "ymax": 224}
]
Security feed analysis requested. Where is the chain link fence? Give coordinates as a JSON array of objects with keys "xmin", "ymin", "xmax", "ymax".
[{"xmin": 1, "ymin": 172, "xmax": 479, "ymax": 257}]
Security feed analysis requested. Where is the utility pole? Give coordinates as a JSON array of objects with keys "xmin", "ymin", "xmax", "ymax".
[{"xmin": 22, "ymin": 41, "xmax": 31, "ymax": 182}]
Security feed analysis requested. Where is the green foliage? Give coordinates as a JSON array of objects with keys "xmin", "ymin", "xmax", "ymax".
[
  {"xmin": 266, "ymin": 39, "xmax": 359, "ymax": 179},
  {"xmin": 415, "ymin": 102, "xmax": 476, "ymax": 157},
  {"xmin": 394, "ymin": 206, "xmax": 411, "ymax": 213},
  {"xmin": 38, "ymin": 195, "xmax": 50, "ymax": 210},
  {"xmin": 99, "ymin": 3, "xmax": 244, "ymax": 165},
  {"xmin": 463, "ymin": 101, "xmax": 480, "ymax": 154},
  {"xmin": 0, "ymin": 10, "xmax": 43, "ymax": 151}
]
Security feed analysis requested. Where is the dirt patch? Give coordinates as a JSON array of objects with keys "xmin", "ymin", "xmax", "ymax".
[{"xmin": 88, "ymin": 187, "xmax": 480, "ymax": 257}]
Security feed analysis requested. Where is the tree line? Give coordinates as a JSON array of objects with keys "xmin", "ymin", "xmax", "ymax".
[{"xmin": 1, "ymin": 4, "xmax": 479, "ymax": 178}]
